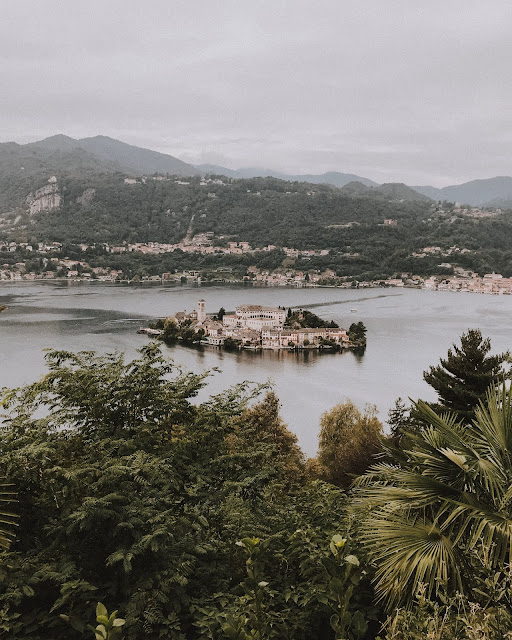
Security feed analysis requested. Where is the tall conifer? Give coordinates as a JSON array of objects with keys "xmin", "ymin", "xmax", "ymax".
[{"xmin": 423, "ymin": 329, "xmax": 509, "ymax": 421}]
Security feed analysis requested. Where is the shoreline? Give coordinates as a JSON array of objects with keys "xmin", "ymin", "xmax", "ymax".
[
  {"xmin": 137, "ymin": 329, "xmax": 366, "ymax": 354},
  {"xmin": 1, "ymin": 278, "xmax": 511, "ymax": 297}
]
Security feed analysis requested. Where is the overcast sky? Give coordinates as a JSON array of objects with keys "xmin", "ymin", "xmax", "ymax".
[{"xmin": 2, "ymin": 1, "xmax": 512, "ymax": 186}]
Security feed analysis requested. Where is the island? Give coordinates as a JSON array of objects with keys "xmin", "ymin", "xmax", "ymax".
[{"xmin": 140, "ymin": 300, "xmax": 366, "ymax": 351}]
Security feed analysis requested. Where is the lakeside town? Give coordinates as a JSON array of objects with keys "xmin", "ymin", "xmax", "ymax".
[
  {"xmin": 2, "ymin": 237, "xmax": 512, "ymax": 295},
  {"xmin": 140, "ymin": 300, "xmax": 366, "ymax": 351}
]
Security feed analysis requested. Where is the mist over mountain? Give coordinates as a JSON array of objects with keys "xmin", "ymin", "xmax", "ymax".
[
  {"xmin": 195, "ymin": 164, "xmax": 378, "ymax": 188},
  {"xmin": 3, "ymin": 135, "xmax": 512, "ymax": 208},
  {"xmin": 412, "ymin": 176, "xmax": 512, "ymax": 207}
]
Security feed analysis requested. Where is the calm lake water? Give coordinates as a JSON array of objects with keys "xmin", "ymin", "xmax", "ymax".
[{"xmin": 1, "ymin": 282, "xmax": 510, "ymax": 455}]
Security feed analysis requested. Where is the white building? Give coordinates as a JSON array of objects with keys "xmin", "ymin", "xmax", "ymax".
[{"xmin": 223, "ymin": 304, "xmax": 286, "ymax": 331}]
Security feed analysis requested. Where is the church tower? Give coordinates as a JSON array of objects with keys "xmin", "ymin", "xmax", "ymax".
[{"xmin": 197, "ymin": 299, "xmax": 206, "ymax": 324}]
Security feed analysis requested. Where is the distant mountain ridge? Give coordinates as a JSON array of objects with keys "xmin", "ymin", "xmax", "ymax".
[
  {"xmin": 340, "ymin": 181, "xmax": 432, "ymax": 202},
  {"xmin": 196, "ymin": 164, "xmax": 512, "ymax": 206},
  {"xmin": 3, "ymin": 134, "xmax": 512, "ymax": 207},
  {"xmin": 195, "ymin": 164, "xmax": 378, "ymax": 188},
  {"xmin": 412, "ymin": 176, "xmax": 512, "ymax": 207},
  {"xmin": 26, "ymin": 135, "xmax": 199, "ymax": 177}
]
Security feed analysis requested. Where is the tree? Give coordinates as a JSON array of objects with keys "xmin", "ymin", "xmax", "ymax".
[
  {"xmin": 315, "ymin": 401, "xmax": 383, "ymax": 488},
  {"xmin": 223, "ymin": 336, "xmax": 238, "ymax": 350},
  {"xmin": 162, "ymin": 316, "xmax": 179, "ymax": 340},
  {"xmin": 355, "ymin": 384, "xmax": 512, "ymax": 608},
  {"xmin": 386, "ymin": 397, "xmax": 409, "ymax": 441},
  {"xmin": 227, "ymin": 392, "xmax": 305, "ymax": 486},
  {"xmin": 218, "ymin": 306, "xmax": 226, "ymax": 322},
  {"xmin": 0, "ymin": 344, "xmax": 370, "ymax": 638},
  {"xmin": 348, "ymin": 322, "xmax": 366, "ymax": 344},
  {"xmin": 423, "ymin": 329, "xmax": 509, "ymax": 421}
]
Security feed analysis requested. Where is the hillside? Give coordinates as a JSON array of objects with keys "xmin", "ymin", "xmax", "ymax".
[
  {"xmin": 195, "ymin": 164, "xmax": 378, "ymax": 187},
  {"xmin": 3, "ymin": 136, "xmax": 512, "ymax": 284},
  {"xmin": 340, "ymin": 181, "xmax": 432, "ymax": 202},
  {"xmin": 19, "ymin": 174, "xmax": 428, "ymax": 247},
  {"xmin": 413, "ymin": 176, "xmax": 512, "ymax": 206},
  {"xmin": 0, "ymin": 135, "xmax": 199, "ymax": 212},
  {"xmin": 27, "ymin": 135, "xmax": 198, "ymax": 177},
  {"xmin": 3, "ymin": 170, "xmax": 512, "ymax": 282},
  {"xmin": 6, "ymin": 135, "xmax": 512, "ymax": 208},
  {"xmin": 199, "ymin": 166, "xmax": 512, "ymax": 207},
  {"xmin": 0, "ymin": 142, "xmax": 122, "ymax": 211}
]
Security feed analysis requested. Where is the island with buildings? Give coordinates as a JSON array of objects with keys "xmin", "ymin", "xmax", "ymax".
[{"xmin": 140, "ymin": 300, "xmax": 366, "ymax": 352}]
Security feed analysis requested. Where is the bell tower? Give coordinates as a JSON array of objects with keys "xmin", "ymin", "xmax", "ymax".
[{"xmin": 197, "ymin": 299, "xmax": 206, "ymax": 323}]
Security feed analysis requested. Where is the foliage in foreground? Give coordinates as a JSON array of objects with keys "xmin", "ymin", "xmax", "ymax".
[
  {"xmin": 85, "ymin": 603, "xmax": 125, "ymax": 640},
  {"xmin": 0, "ymin": 344, "xmax": 376, "ymax": 639},
  {"xmin": 379, "ymin": 578, "xmax": 512, "ymax": 640},
  {"xmin": 355, "ymin": 384, "xmax": 512, "ymax": 608},
  {"xmin": 3, "ymin": 332, "xmax": 512, "ymax": 638}
]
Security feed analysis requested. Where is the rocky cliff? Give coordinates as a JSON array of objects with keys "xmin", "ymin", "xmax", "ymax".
[{"xmin": 27, "ymin": 177, "xmax": 61, "ymax": 214}]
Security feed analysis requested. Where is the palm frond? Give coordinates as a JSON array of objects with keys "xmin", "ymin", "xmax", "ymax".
[
  {"xmin": 357, "ymin": 384, "xmax": 512, "ymax": 607},
  {"xmin": 363, "ymin": 510, "xmax": 462, "ymax": 606}
]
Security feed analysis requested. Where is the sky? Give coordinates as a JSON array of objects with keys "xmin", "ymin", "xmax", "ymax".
[{"xmin": 2, "ymin": 1, "xmax": 512, "ymax": 186}]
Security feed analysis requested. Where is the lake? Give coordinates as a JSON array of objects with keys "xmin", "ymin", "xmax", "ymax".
[{"xmin": 1, "ymin": 282, "xmax": 510, "ymax": 456}]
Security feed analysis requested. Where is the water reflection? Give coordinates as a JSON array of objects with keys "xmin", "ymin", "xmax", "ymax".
[{"xmin": 3, "ymin": 282, "xmax": 512, "ymax": 456}]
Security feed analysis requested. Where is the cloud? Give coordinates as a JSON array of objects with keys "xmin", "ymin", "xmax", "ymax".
[{"xmin": 2, "ymin": 1, "xmax": 511, "ymax": 185}]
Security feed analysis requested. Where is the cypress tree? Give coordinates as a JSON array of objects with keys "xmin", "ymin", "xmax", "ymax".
[{"xmin": 423, "ymin": 329, "xmax": 509, "ymax": 421}]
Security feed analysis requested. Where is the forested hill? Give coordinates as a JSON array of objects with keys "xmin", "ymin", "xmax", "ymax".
[
  {"xmin": 0, "ymin": 142, "xmax": 121, "ymax": 210},
  {"xmin": 4, "ymin": 170, "xmax": 512, "ymax": 280},
  {"xmin": 339, "ymin": 181, "xmax": 432, "ymax": 202},
  {"xmin": 0, "ymin": 136, "xmax": 198, "ymax": 210},
  {"xmin": 6, "ymin": 134, "xmax": 512, "ymax": 206},
  {"xmin": 6, "ymin": 172, "xmax": 432, "ymax": 247},
  {"xmin": 194, "ymin": 164, "xmax": 379, "ymax": 188},
  {"xmin": 27, "ymin": 135, "xmax": 199, "ymax": 177}
]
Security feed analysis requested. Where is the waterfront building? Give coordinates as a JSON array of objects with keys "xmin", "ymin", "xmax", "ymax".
[
  {"xmin": 170, "ymin": 301, "xmax": 349, "ymax": 349},
  {"xmin": 222, "ymin": 304, "xmax": 286, "ymax": 330}
]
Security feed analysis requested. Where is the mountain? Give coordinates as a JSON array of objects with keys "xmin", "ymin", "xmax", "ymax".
[
  {"xmin": 340, "ymin": 181, "xmax": 432, "ymax": 202},
  {"xmin": 412, "ymin": 176, "xmax": 512, "ymax": 207},
  {"xmin": 0, "ymin": 134, "xmax": 199, "ymax": 211},
  {"xmin": 27, "ymin": 135, "xmax": 198, "ymax": 177},
  {"xmin": 195, "ymin": 164, "xmax": 378, "ymax": 187},
  {"xmin": 0, "ymin": 140, "xmax": 123, "ymax": 210}
]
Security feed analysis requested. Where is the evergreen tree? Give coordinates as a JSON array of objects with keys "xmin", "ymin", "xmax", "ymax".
[
  {"xmin": 423, "ymin": 329, "xmax": 510, "ymax": 421},
  {"xmin": 387, "ymin": 397, "xmax": 410, "ymax": 443}
]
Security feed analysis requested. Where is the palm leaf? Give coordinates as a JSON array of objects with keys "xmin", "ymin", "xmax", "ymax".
[{"xmin": 355, "ymin": 383, "xmax": 512, "ymax": 607}]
